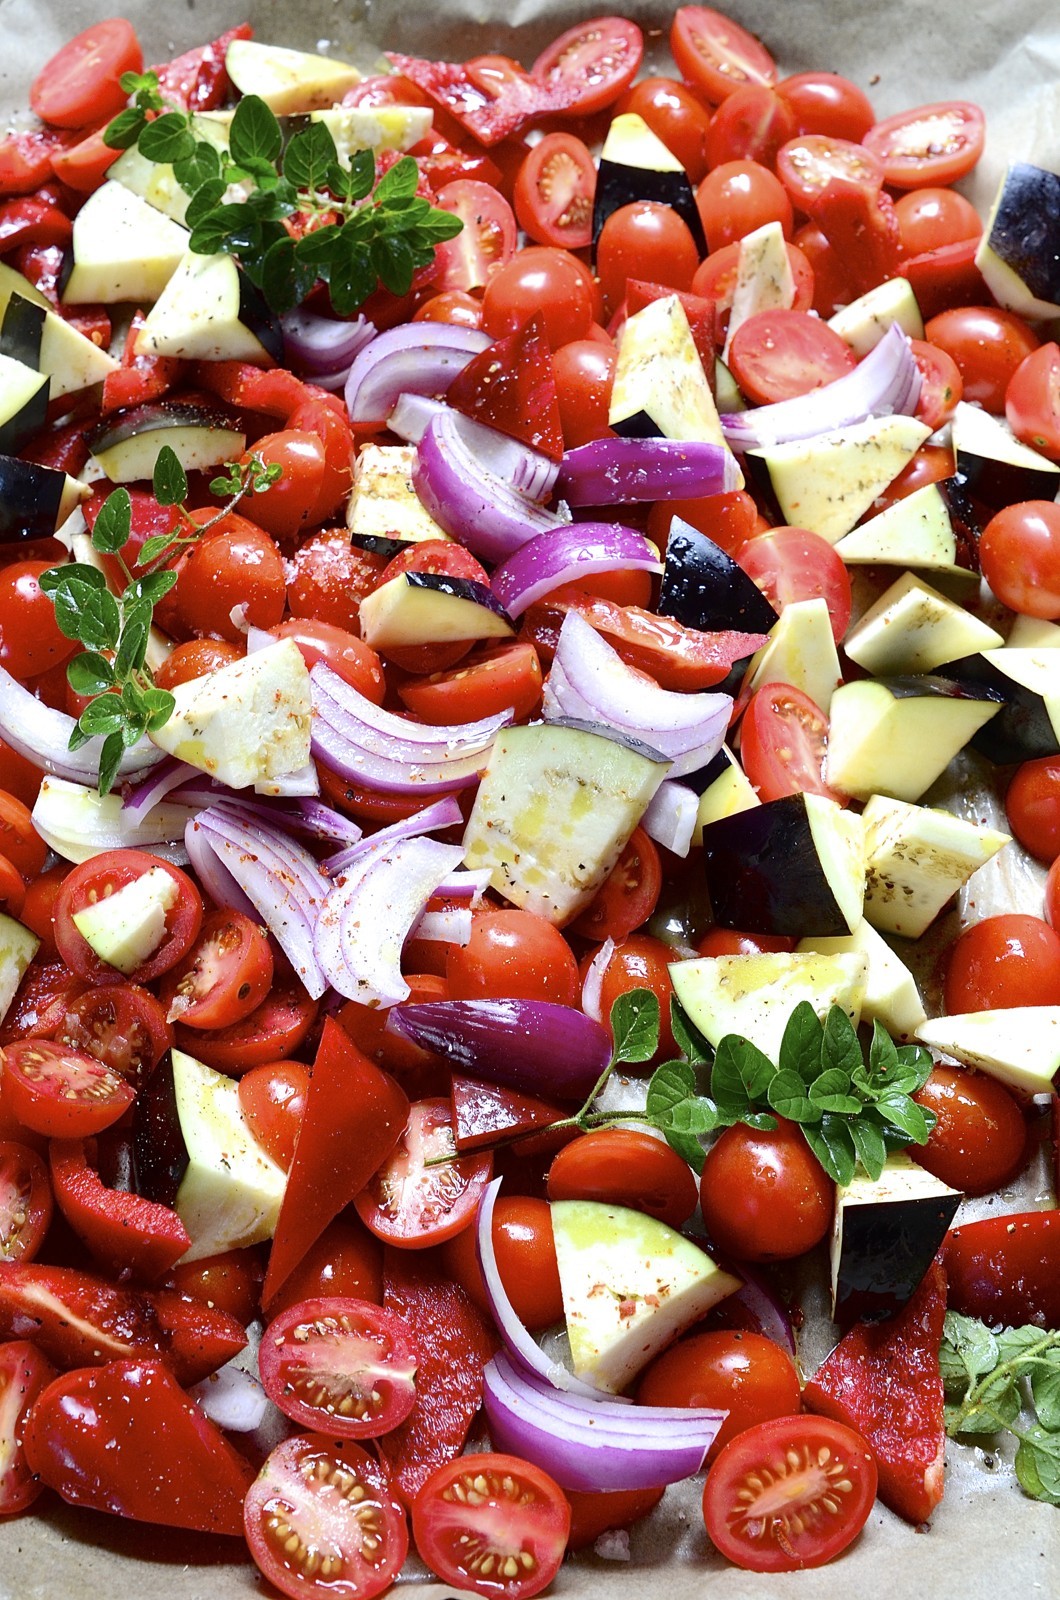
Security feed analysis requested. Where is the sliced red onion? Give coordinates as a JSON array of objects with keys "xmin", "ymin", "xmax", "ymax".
[
  {"xmin": 312, "ymin": 662, "xmax": 509, "ymax": 795},
  {"xmin": 386, "ymin": 998, "xmax": 611, "ymax": 1101},
  {"xmin": 184, "ymin": 815, "xmax": 257, "ymax": 919},
  {"xmin": 580, "ymin": 938, "xmax": 616, "ymax": 1025},
  {"xmin": 0, "ymin": 664, "xmax": 164, "ymax": 784},
  {"xmin": 315, "ymin": 836, "xmax": 465, "ymax": 1006},
  {"xmin": 345, "ymin": 323, "xmax": 491, "ymax": 426},
  {"xmin": 193, "ymin": 802, "xmax": 331, "ymax": 999},
  {"xmin": 721, "ymin": 322, "xmax": 921, "ymax": 452},
  {"xmin": 432, "ymin": 867, "xmax": 491, "ymax": 903},
  {"xmin": 411, "ymin": 907, "xmax": 472, "ymax": 944},
  {"xmin": 191, "ymin": 1362, "xmax": 270, "ymax": 1433},
  {"xmin": 387, "ymin": 392, "xmax": 448, "ymax": 444},
  {"xmin": 544, "ymin": 612, "xmax": 728, "ymax": 778},
  {"xmin": 254, "ymin": 761, "xmax": 321, "ymax": 800},
  {"xmin": 323, "ymin": 794, "xmax": 463, "ymax": 874},
  {"xmin": 282, "ymin": 308, "xmax": 375, "ymax": 378},
  {"xmin": 729, "ymin": 1265, "xmax": 797, "ymax": 1359},
  {"xmin": 556, "ymin": 438, "xmax": 740, "ymax": 506},
  {"xmin": 476, "ymin": 1179, "xmax": 613, "ymax": 1399},
  {"xmin": 32, "ymin": 775, "xmax": 199, "ymax": 865},
  {"xmin": 483, "ymin": 1351, "xmax": 726, "ymax": 1491},
  {"xmin": 414, "ymin": 409, "xmax": 565, "ymax": 563},
  {"xmin": 491, "ymin": 524, "xmax": 663, "ymax": 619},
  {"xmin": 122, "ymin": 757, "xmax": 200, "ymax": 825},
  {"xmin": 641, "ymin": 781, "xmax": 699, "ymax": 858}
]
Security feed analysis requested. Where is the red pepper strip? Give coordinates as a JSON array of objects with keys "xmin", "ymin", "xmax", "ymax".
[
  {"xmin": 152, "ymin": 22, "xmax": 254, "ymax": 113},
  {"xmin": 626, "ymin": 279, "xmax": 720, "ymax": 376},
  {"xmin": 50, "ymin": 1137, "xmax": 191, "ymax": 1282},
  {"xmin": 262, "ymin": 1019, "xmax": 410, "ymax": 1303},
  {"xmin": 379, "ymin": 1248, "xmax": 496, "ymax": 1505},
  {"xmin": 23, "ymin": 1359, "xmax": 254, "ymax": 1536},
  {"xmin": 387, "ymin": 53, "xmax": 564, "ymax": 146},
  {"xmin": 192, "ymin": 359, "xmax": 310, "ymax": 420},
  {"xmin": 0, "ymin": 196, "xmax": 71, "ymax": 253},
  {"xmin": 0, "ymin": 130, "xmax": 76, "ymax": 197},
  {"xmin": 804, "ymin": 1259, "xmax": 947, "ymax": 1525},
  {"xmin": 101, "ymin": 311, "xmax": 185, "ymax": 415},
  {"xmin": 901, "ymin": 237, "xmax": 989, "ymax": 321},
  {"xmin": 811, "ymin": 185, "xmax": 902, "ymax": 298},
  {"xmin": 941, "ymin": 1209, "xmax": 1060, "ymax": 1329}
]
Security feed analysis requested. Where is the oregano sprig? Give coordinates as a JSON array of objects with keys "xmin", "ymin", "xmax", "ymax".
[
  {"xmin": 40, "ymin": 445, "xmax": 281, "ymax": 795},
  {"xmin": 104, "ymin": 76, "xmax": 463, "ymax": 315},
  {"xmin": 941, "ymin": 1311, "xmax": 1060, "ymax": 1505}
]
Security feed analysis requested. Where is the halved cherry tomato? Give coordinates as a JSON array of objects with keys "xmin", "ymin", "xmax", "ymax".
[
  {"xmin": 431, "ymin": 178, "xmax": 517, "ymax": 293},
  {"xmin": 863, "ymin": 100, "xmax": 986, "ymax": 188},
  {"xmin": 244, "ymin": 1434, "xmax": 409, "ymax": 1600},
  {"xmin": 260, "ymin": 1295, "xmax": 418, "ymax": 1438},
  {"xmin": 238, "ymin": 1059, "xmax": 310, "ymax": 1172},
  {"xmin": 447, "ymin": 909, "xmax": 580, "ymax": 1006},
  {"xmin": 911, "ymin": 337, "xmax": 963, "ymax": 429},
  {"xmin": 30, "ymin": 19, "xmax": 142, "ymax": 129},
  {"xmin": 1006, "ymin": 341, "xmax": 1060, "ymax": 460},
  {"xmin": 739, "ymin": 682, "xmax": 844, "ymax": 804},
  {"xmin": 548, "ymin": 1127, "xmax": 698, "ymax": 1227},
  {"xmin": 0, "ymin": 1139, "xmax": 52, "ymax": 1263},
  {"xmin": 398, "ymin": 641, "xmax": 542, "ymax": 725},
  {"xmin": 704, "ymin": 84, "xmax": 795, "ymax": 172},
  {"xmin": 0, "ymin": 129, "xmax": 74, "ymax": 195},
  {"xmin": 413, "ymin": 1452, "xmax": 570, "ymax": 1600},
  {"xmin": 53, "ymin": 850, "xmax": 202, "ymax": 985},
  {"xmin": 777, "ymin": 135, "xmax": 900, "ymax": 297},
  {"xmin": 46, "ymin": 981, "xmax": 172, "ymax": 1085},
  {"xmin": 728, "ymin": 308, "xmax": 855, "ymax": 404},
  {"xmin": 177, "ymin": 982, "xmax": 318, "ymax": 1075},
  {"xmin": 570, "ymin": 825, "xmax": 662, "ymax": 942},
  {"xmin": 639, "ymin": 1328, "xmax": 802, "ymax": 1459},
  {"xmin": 513, "ymin": 132, "xmax": 595, "ymax": 248},
  {"xmin": 944, "ymin": 913, "xmax": 1060, "ymax": 1012},
  {"xmin": 702, "ymin": 1414, "xmax": 877, "ymax": 1571},
  {"xmin": 530, "ymin": 17, "xmax": 643, "ymax": 116},
  {"xmin": 0, "ymin": 1340, "xmax": 56, "ymax": 1514},
  {"xmin": 671, "ymin": 7, "xmax": 777, "ymax": 103},
  {"xmin": 692, "ymin": 239, "xmax": 814, "ymax": 319},
  {"xmin": 0, "ymin": 791, "xmax": 45, "ymax": 881},
  {"xmin": 355, "ymin": 1099, "xmax": 493, "ymax": 1249},
  {"xmin": 0, "ymin": 1039, "xmax": 135, "ymax": 1137},
  {"xmin": 737, "ymin": 525, "xmax": 852, "ymax": 643},
  {"xmin": 159, "ymin": 909, "xmax": 274, "ymax": 1032}
]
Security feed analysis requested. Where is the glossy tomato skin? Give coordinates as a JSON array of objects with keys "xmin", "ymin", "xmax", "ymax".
[
  {"xmin": 702, "ymin": 1414, "xmax": 877, "ymax": 1572},
  {"xmin": 176, "ymin": 982, "xmax": 318, "ymax": 1075},
  {"xmin": 944, "ymin": 914, "xmax": 1060, "ymax": 1012},
  {"xmin": 482, "ymin": 246, "xmax": 596, "ymax": 349},
  {"xmin": 1005, "ymin": 756, "xmax": 1060, "ymax": 862},
  {"xmin": 263, "ymin": 1217, "xmax": 384, "ymax": 1319},
  {"xmin": 412, "ymin": 1452, "xmax": 570, "ymax": 1600},
  {"xmin": 564, "ymin": 1487, "xmax": 665, "ymax": 1550},
  {"xmin": 259, "ymin": 1295, "xmax": 419, "ymax": 1438},
  {"xmin": 244, "ymin": 1434, "xmax": 409, "ymax": 1600},
  {"xmin": 152, "ymin": 637, "xmax": 242, "ymax": 689},
  {"xmin": 738, "ymin": 526, "xmax": 852, "ymax": 642},
  {"xmin": 591, "ymin": 933, "xmax": 678, "ymax": 1060},
  {"xmin": 979, "ymin": 500, "xmax": 1060, "ymax": 618},
  {"xmin": 0, "ymin": 561, "xmax": 77, "ymax": 679},
  {"xmin": 697, "ymin": 929, "xmax": 797, "ymax": 957},
  {"xmin": 168, "ymin": 1248, "xmax": 264, "ymax": 1326},
  {"xmin": 446, "ymin": 909, "xmax": 579, "ymax": 1005},
  {"xmin": 1006, "ymin": 341, "xmax": 1060, "ymax": 460},
  {"xmin": 621, "ymin": 76, "xmax": 714, "ymax": 181},
  {"xmin": 547, "ymin": 1127, "xmax": 698, "ymax": 1228},
  {"xmin": 704, "ymin": 84, "xmax": 796, "ymax": 172},
  {"xmin": 638, "ymin": 1328, "xmax": 801, "ymax": 1459},
  {"xmin": 700, "ymin": 1118, "xmax": 833, "ymax": 1262},
  {"xmin": 551, "ymin": 337, "xmax": 617, "ymax": 448},
  {"xmin": 286, "ymin": 528, "xmax": 388, "ymax": 632},
  {"xmin": 397, "ymin": 641, "xmax": 542, "ymax": 726},
  {"xmin": 354, "ymin": 1098, "xmax": 493, "ymax": 1248},
  {"xmin": 54, "ymin": 850, "xmax": 202, "ymax": 985},
  {"xmin": 896, "ymin": 186, "xmax": 982, "ymax": 255},
  {"xmin": 238, "ymin": 430, "xmax": 327, "ymax": 541},
  {"xmin": 440, "ymin": 1194, "xmax": 563, "ymax": 1330},
  {"xmin": 924, "ymin": 306, "xmax": 1039, "ymax": 413},
  {"xmin": 696, "ymin": 159, "xmax": 792, "ymax": 251},
  {"xmin": 776, "ymin": 72, "xmax": 875, "ymax": 141},
  {"xmin": 170, "ymin": 511, "xmax": 286, "ymax": 642},
  {"xmin": 238, "ymin": 1059, "xmax": 309, "ymax": 1171},
  {"xmin": 913, "ymin": 1064, "xmax": 1027, "ymax": 1195},
  {"xmin": 597, "ymin": 201, "xmax": 701, "ymax": 314}
]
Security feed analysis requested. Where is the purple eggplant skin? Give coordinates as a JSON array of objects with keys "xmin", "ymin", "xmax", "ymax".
[
  {"xmin": 659, "ymin": 516, "xmax": 779, "ymax": 635},
  {"xmin": 0, "ymin": 454, "xmax": 67, "ymax": 542},
  {"xmin": 348, "ymin": 531, "xmax": 414, "ymax": 559},
  {"xmin": 935, "ymin": 655, "xmax": 1058, "ymax": 764},
  {"xmin": 87, "ymin": 400, "xmax": 240, "ymax": 455},
  {"xmin": 701, "ymin": 793, "xmax": 850, "ymax": 938},
  {"xmin": 131, "ymin": 1052, "xmax": 188, "ymax": 1208},
  {"xmin": 982, "ymin": 161, "xmax": 1060, "ymax": 306},
  {"xmin": 833, "ymin": 1189, "xmax": 960, "ymax": 1325},
  {"xmin": 592, "ymin": 156, "xmax": 706, "ymax": 257},
  {"xmin": 402, "ymin": 570, "xmax": 512, "ymax": 621}
]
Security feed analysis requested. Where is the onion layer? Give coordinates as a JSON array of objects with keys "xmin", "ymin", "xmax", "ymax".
[
  {"xmin": 556, "ymin": 437, "xmax": 740, "ymax": 506},
  {"xmin": 413, "ymin": 408, "xmax": 565, "ymax": 563},
  {"xmin": 491, "ymin": 524, "xmax": 663, "ymax": 619},
  {"xmin": 386, "ymin": 998, "xmax": 611, "ymax": 1100},
  {"xmin": 344, "ymin": 323, "xmax": 491, "ymax": 425}
]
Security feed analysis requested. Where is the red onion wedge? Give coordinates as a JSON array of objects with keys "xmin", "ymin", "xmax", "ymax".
[
  {"xmin": 387, "ymin": 392, "xmax": 447, "ymax": 444},
  {"xmin": 311, "ymin": 661, "xmax": 511, "ymax": 795},
  {"xmin": 491, "ymin": 524, "xmax": 663, "ymax": 619},
  {"xmin": 32, "ymin": 775, "xmax": 199, "ymax": 865},
  {"xmin": 483, "ymin": 1350, "xmax": 727, "ymax": 1491},
  {"xmin": 344, "ymin": 322, "xmax": 491, "ymax": 426},
  {"xmin": 122, "ymin": 757, "xmax": 200, "ymax": 825},
  {"xmin": 184, "ymin": 815, "xmax": 257, "ymax": 921},
  {"xmin": 721, "ymin": 321, "xmax": 921, "ymax": 453},
  {"xmin": 556, "ymin": 438, "xmax": 741, "ymax": 506},
  {"xmin": 580, "ymin": 938, "xmax": 616, "ymax": 1024},
  {"xmin": 281, "ymin": 309, "xmax": 376, "ymax": 379},
  {"xmin": 728, "ymin": 1265, "xmax": 798, "ymax": 1359},
  {"xmin": 0, "ymin": 663, "xmax": 164, "ymax": 784},
  {"xmin": 476, "ymin": 1179, "xmax": 614, "ymax": 1400},
  {"xmin": 386, "ymin": 998, "xmax": 611, "ymax": 1100},
  {"xmin": 411, "ymin": 907, "xmax": 472, "ymax": 945},
  {"xmin": 641, "ymin": 781, "xmax": 699, "ymax": 858},
  {"xmin": 324, "ymin": 794, "xmax": 463, "ymax": 874},
  {"xmin": 314, "ymin": 836, "xmax": 466, "ymax": 1007},
  {"xmin": 413, "ymin": 408, "xmax": 566, "ymax": 564},
  {"xmin": 192, "ymin": 802, "xmax": 331, "ymax": 999},
  {"xmin": 544, "ymin": 612, "xmax": 729, "ymax": 778}
]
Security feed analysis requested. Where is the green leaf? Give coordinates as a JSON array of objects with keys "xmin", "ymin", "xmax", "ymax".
[
  {"xmin": 347, "ymin": 148, "xmax": 376, "ymax": 201},
  {"xmin": 139, "ymin": 113, "xmax": 196, "ymax": 165},
  {"xmin": 1031, "ymin": 1353, "xmax": 1060, "ymax": 1431},
  {"xmin": 77, "ymin": 695, "xmax": 125, "ymax": 737},
  {"xmin": 115, "ymin": 617, "xmax": 149, "ymax": 679},
  {"xmin": 646, "ymin": 1059, "xmax": 697, "ymax": 1119},
  {"xmin": 892, "ymin": 1043, "xmax": 935, "ymax": 1095},
  {"xmin": 40, "ymin": 562, "xmax": 107, "ymax": 596},
  {"xmin": 373, "ymin": 156, "xmax": 420, "ymax": 205},
  {"xmin": 875, "ymin": 1092, "xmax": 933, "ymax": 1145},
  {"xmin": 867, "ymin": 1017, "xmax": 899, "ymax": 1079},
  {"xmin": 229, "ymin": 94, "xmax": 282, "ymax": 168},
  {"xmin": 120, "ymin": 70, "xmax": 161, "ymax": 102},
  {"xmin": 415, "ymin": 207, "xmax": 464, "ymax": 243},
  {"xmin": 172, "ymin": 140, "xmax": 223, "ymax": 193},
  {"xmin": 822, "ymin": 1005, "xmax": 863, "ymax": 1079},
  {"xmin": 959, "ymin": 1372, "xmax": 1022, "ymax": 1433},
  {"xmin": 184, "ymin": 178, "xmax": 229, "ymax": 229},
  {"xmin": 848, "ymin": 1115, "xmax": 888, "ymax": 1180},
  {"xmin": 328, "ymin": 239, "xmax": 379, "ymax": 316},
  {"xmin": 941, "ymin": 1313, "xmax": 1000, "ymax": 1383},
  {"xmin": 808, "ymin": 1069, "xmax": 862, "ymax": 1115},
  {"xmin": 373, "ymin": 231, "xmax": 416, "ymax": 296},
  {"xmin": 103, "ymin": 107, "xmax": 146, "ymax": 150},
  {"xmin": 996, "ymin": 1326, "xmax": 1054, "ymax": 1378},
  {"xmin": 293, "ymin": 224, "xmax": 344, "ymax": 270},
  {"xmin": 66, "ymin": 652, "xmax": 115, "ymax": 697},
  {"xmin": 142, "ymin": 687, "xmax": 175, "ymax": 732},
  {"xmin": 90, "ymin": 488, "xmax": 132, "ymax": 554},
  {"xmin": 801, "ymin": 1114, "xmax": 856, "ymax": 1186},
  {"xmin": 609, "ymin": 988, "xmax": 660, "ymax": 1065},
  {"xmin": 670, "ymin": 997, "xmax": 712, "ymax": 1067},
  {"xmin": 766, "ymin": 1068, "xmax": 819, "ymax": 1123},
  {"xmin": 97, "ymin": 729, "xmax": 125, "ymax": 797},
  {"xmin": 284, "ymin": 122, "xmax": 339, "ymax": 193},
  {"xmin": 57, "ymin": 585, "xmax": 122, "ymax": 652},
  {"xmin": 778, "ymin": 1001, "xmax": 824, "ymax": 1085},
  {"xmin": 712, "ymin": 1034, "xmax": 775, "ymax": 1109},
  {"xmin": 659, "ymin": 1120, "xmax": 707, "ymax": 1174},
  {"xmin": 260, "ymin": 235, "xmax": 319, "ymax": 316},
  {"xmin": 1016, "ymin": 1427, "xmax": 1060, "ymax": 1505},
  {"xmin": 660, "ymin": 1098, "xmax": 717, "ymax": 1172},
  {"xmin": 152, "ymin": 445, "xmax": 188, "ymax": 508},
  {"xmin": 130, "ymin": 569, "xmax": 178, "ymax": 606},
  {"xmin": 137, "ymin": 532, "xmax": 179, "ymax": 567},
  {"xmin": 739, "ymin": 1110, "xmax": 779, "ymax": 1131}
]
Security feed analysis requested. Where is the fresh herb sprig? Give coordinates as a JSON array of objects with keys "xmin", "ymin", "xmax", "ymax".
[
  {"xmin": 40, "ymin": 445, "xmax": 280, "ymax": 795},
  {"xmin": 941, "ymin": 1311, "xmax": 1060, "ymax": 1504},
  {"xmin": 555, "ymin": 992, "xmax": 935, "ymax": 1184},
  {"xmin": 105, "ymin": 76, "xmax": 463, "ymax": 315}
]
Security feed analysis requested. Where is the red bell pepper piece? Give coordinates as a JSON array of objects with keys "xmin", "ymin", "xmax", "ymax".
[
  {"xmin": 262, "ymin": 1019, "xmax": 409, "ymax": 1302},
  {"xmin": 804, "ymin": 1259, "xmax": 948, "ymax": 1524},
  {"xmin": 101, "ymin": 311, "xmax": 185, "ymax": 415},
  {"xmin": 0, "ymin": 130, "xmax": 76, "ymax": 197},
  {"xmin": 152, "ymin": 22, "xmax": 253, "ymax": 113},
  {"xmin": 192, "ymin": 359, "xmax": 308, "ymax": 419},
  {"xmin": 19, "ymin": 416, "xmax": 92, "ymax": 475},
  {"xmin": 447, "ymin": 315, "xmax": 564, "ymax": 462},
  {"xmin": 23, "ymin": 1359, "xmax": 254, "ymax": 1535},
  {"xmin": 387, "ymin": 53, "xmax": 561, "ymax": 146},
  {"xmin": 378, "ymin": 1248, "xmax": 495, "ymax": 1505},
  {"xmin": 49, "ymin": 1137, "xmax": 191, "ymax": 1281},
  {"xmin": 0, "ymin": 196, "xmax": 71, "ymax": 252},
  {"xmin": 941, "ymin": 1209, "xmax": 1060, "ymax": 1328}
]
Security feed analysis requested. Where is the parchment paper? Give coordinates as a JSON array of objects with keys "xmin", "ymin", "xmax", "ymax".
[{"xmin": 1, "ymin": 2, "xmax": 1059, "ymax": 1596}]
